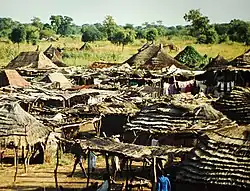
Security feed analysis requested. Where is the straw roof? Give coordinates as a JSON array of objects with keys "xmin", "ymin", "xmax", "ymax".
[
  {"xmin": 230, "ymin": 48, "xmax": 250, "ymax": 67},
  {"xmin": 213, "ymin": 86, "xmax": 250, "ymax": 124},
  {"xmin": 124, "ymin": 44, "xmax": 189, "ymax": 70},
  {"xmin": 78, "ymin": 137, "xmax": 192, "ymax": 159},
  {"xmin": 44, "ymin": 45, "xmax": 67, "ymax": 67},
  {"xmin": 90, "ymin": 96, "xmax": 139, "ymax": 115},
  {"xmin": 41, "ymin": 72, "xmax": 72, "ymax": 89},
  {"xmin": 203, "ymin": 55, "xmax": 228, "ymax": 70},
  {"xmin": 0, "ymin": 102, "xmax": 51, "ymax": 147},
  {"xmin": 6, "ymin": 51, "xmax": 58, "ymax": 70},
  {"xmin": 0, "ymin": 70, "xmax": 30, "ymax": 87},
  {"xmin": 124, "ymin": 99, "xmax": 232, "ymax": 134},
  {"xmin": 177, "ymin": 125, "xmax": 250, "ymax": 188}
]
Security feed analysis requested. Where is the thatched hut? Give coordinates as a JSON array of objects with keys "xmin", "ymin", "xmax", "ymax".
[
  {"xmin": 44, "ymin": 45, "xmax": 66, "ymax": 67},
  {"xmin": 176, "ymin": 124, "xmax": 250, "ymax": 191},
  {"xmin": 123, "ymin": 97, "xmax": 232, "ymax": 147},
  {"xmin": 203, "ymin": 55, "xmax": 228, "ymax": 71},
  {"xmin": 6, "ymin": 51, "xmax": 58, "ymax": 70},
  {"xmin": 89, "ymin": 96, "xmax": 140, "ymax": 137},
  {"xmin": 124, "ymin": 44, "xmax": 189, "ymax": 71},
  {"xmin": 0, "ymin": 70, "xmax": 30, "ymax": 87},
  {"xmin": 0, "ymin": 102, "xmax": 51, "ymax": 147}
]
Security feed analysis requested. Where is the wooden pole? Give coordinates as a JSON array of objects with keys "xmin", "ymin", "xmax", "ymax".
[
  {"xmin": 151, "ymin": 157, "xmax": 157, "ymax": 191},
  {"xmin": 105, "ymin": 152, "xmax": 110, "ymax": 191},
  {"xmin": 125, "ymin": 158, "xmax": 129, "ymax": 191},
  {"xmin": 14, "ymin": 147, "xmax": 18, "ymax": 183},
  {"xmin": 54, "ymin": 141, "xmax": 60, "ymax": 191},
  {"xmin": 87, "ymin": 149, "xmax": 91, "ymax": 188}
]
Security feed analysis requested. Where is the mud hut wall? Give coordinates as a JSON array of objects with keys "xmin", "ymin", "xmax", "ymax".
[{"xmin": 100, "ymin": 115, "xmax": 128, "ymax": 137}]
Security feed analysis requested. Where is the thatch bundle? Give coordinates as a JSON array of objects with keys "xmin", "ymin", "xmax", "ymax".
[
  {"xmin": 78, "ymin": 137, "xmax": 192, "ymax": 159},
  {"xmin": 177, "ymin": 125, "xmax": 250, "ymax": 188},
  {"xmin": 213, "ymin": 86, "xmax": 250, "ymax": 124},
  {"xmin": 124, "ymin": 98, "xmax": 231, "ymax": 134}
]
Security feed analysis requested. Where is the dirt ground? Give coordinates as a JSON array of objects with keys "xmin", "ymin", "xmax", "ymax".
[{"xmin": 0, "ymin": 154, "xmax": 151, "ymax": 191}]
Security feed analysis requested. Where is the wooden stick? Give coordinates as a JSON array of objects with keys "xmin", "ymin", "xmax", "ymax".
[
  {"xmin": 125, "ymin": 158, "xmax": 129, "ymax": 191},
  {"xmin": 87, "ymin": 149, "xmax": 91, "ymax": 188},
  {"xmin": 14, "ymin": 147, "xmax": 18, "ymax": 183},
  {"xmin": 151, "ymin": 157, "xmax": 157, "ymax": 191},
  {"xmin": 105, "ymin": 152, "xmax": 110, "ymax": 191},
  {"xmin": 54, "ymin": 141, "xmax": 60, "ymax": 191}
]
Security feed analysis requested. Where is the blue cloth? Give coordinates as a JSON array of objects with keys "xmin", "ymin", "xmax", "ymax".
[{"xmin": 157, "ymin": 175, "xmax": 171, "ymax": 191}]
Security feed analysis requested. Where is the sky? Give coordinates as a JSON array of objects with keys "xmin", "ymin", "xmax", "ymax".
[{"xmin": 0, "ymin": 0, "xmax": 249, "ymax": 26}]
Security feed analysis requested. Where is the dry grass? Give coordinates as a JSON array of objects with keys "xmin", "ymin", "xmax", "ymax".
[{"xmin": 0, "ymin": 36, "xmax": 249, "ymax": 68}]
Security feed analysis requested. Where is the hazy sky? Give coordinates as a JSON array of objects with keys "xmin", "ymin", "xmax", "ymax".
[{"xmin": 0, "ymin": 0, "xmax": 249, "ymax": 26}]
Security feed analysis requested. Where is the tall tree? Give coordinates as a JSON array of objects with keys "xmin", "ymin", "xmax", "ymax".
[
  {"xmin": 103, "ymin": 15, "xmax": 118, "ymax": 40},
  {"xmin": 81, "ymin": 25, "xmax": 103, "ymax": 43},
  {"xmin": 0, "ymin": 18, "xmax": 18, "ymax": 38},
  {"xmin": 184, "ymin": 9, "xmax": 218, "ymax": 44},
  {"xmin": 25, "ymin": 25, "xmax": 40, "ymax": 44},
  {"xmin": 110, "ymin": 28, "xmax": 136, "ymax": 50},
  {"xmin": 31, "ymin": 17, "xmax": 43, "ymax": 30},
  {"xmin": 228, "ymin": 19, "xmax": 250, "ymax": 43},
  {"xmin": 10, "ymin": 26, "xmax": 26, "ymax": 49}
]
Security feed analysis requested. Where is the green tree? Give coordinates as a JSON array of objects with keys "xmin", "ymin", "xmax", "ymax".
[
  {"xmin": 110, "ymin": 28, "xmax": 136, "ymax": 50},
  {"xmin": 40, "ymin": 29, "xmax": 56, "ymax": 39},
  {"xmin": 228, "ymin": 19, "xmax": 250, "ymax": 43},
  {"xmin": 50, "ymin": 15, "xmax": 63, "ymax": 33},
  {"xmin": 10, "ymin": 26, "xmax": 27, "ymax": 49},
  {"xmin": 57, "ymin": 16, "xmax": 74, "ymax": 36},
  {"xmin": 103, "ymin": 15, "xmax": 118, "ymax": 40},
  {"xmin": 146, "ymin": 28, "xmax": 158, "ymax": 43},
  {"xmin": 184, "ymin": 9, "xmax": 219, "ymax": 44},
  {"xmin": 31, "ymin": 17, "xmax": 43, "ymax": 30},
  {"xmin": 205, "ymin": 27, "xmax": 219, "ymax": 44},
  {"xmin": 184, "ymin": 9, "xmax": 210, "ymax": 37},
  {"xmin": 25, "ymin": 25, "xmax": 40, "ymax": 44},
  {"xmin": 81, "ymin": 25, "xmax": 103, "ymax": 43},
  {"xmin": 0, "ymin": 18, "xmax": 18, "ymax": 38}
]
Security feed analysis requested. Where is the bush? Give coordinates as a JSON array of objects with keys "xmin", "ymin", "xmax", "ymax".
[
  {"xmin": 205, "ymin": 28, "xmax": 219, "ymax": 44},
  {"xmin": 197, "ymin": 34, "xmax": 207, "ymax": 44},
  {"xmin": 219, "ymin": 34, "xmax": 230, "ymax": 43}
]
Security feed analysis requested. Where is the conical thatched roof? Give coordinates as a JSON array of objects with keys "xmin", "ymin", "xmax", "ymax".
[
  {"xmin": 0, "ymin": 70, "xmax": 30, "ymax": 87},
  {"xmin": 175, "ymin": 46, "xmax": 208, "ymax": 68},
  {"xmin": 6, "ymin": 51, "xmax": 58, "ymax": 70},
  {"xmin": 230, "ymin": 48, "xmax": 250, "ymax": 67},
  {"xmin": 44, "ymin": 45, "xmax": 67, "ymax": 67},
  {"xmin": 0, "ymin": 102, "xmax": 51, "ymax": 147},
  {"xmin": 213, "ymin": 86, "xmax": 250, "ymax": 124},
  {"xmin": 203, "ymin": 55, "xmax": 228, "ymax": 70},
  {"xmin": 124, "ymin": 44, "xmax": 189, "ymax": 70},
  {"xmin": 177, "ymin": 125, "xmax": 250, "ymax": 189}
]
